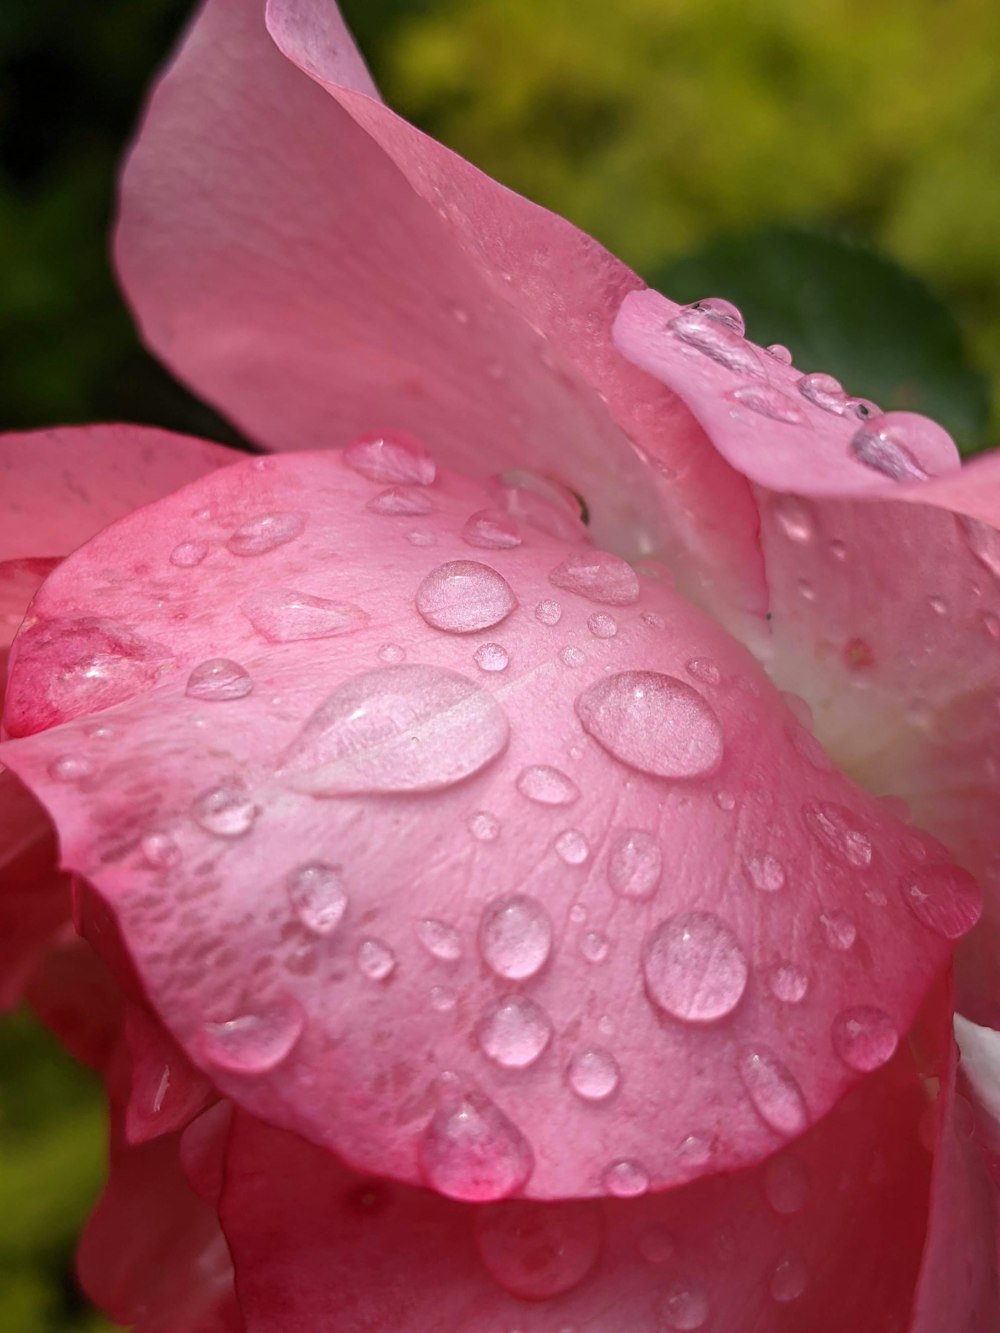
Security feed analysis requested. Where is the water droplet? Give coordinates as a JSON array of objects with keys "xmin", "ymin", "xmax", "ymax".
[
  {"xmin": 344, "ymin": 431, "xmax": 435, "ymax": 485},
  {"xmin": 763, "ymin": 1154, "xmax": 808, "ymax": 1214},
  {"xmin": 474, "ymin": 1198, "xmax": 602, "ymax": 1298},
  {"xmin": 418, "ymin": 918, "xmax": 462, "ymax": 962},
  {"xmin": 743, "ymin": 852, "xmax": 785, "ymax": 892},
  {"xmin": 141, "ymin": 831, "xmax": 181, "ymax": 869},
  {"xmin": 900, "ymin": 862, "xmax": 981, "ymax": 939},
  {"xmin": 726, "ymin": 384, "xmax": 804, "ymax": 424},
  {"xmin": 659, "ymin": 1278, "xmax": 709, "ymax": 1329},
  {"xmin": 548, "ymin": 551, "xmax": 640, "ymax": 606},
  {"xmin": 766, "ymin": 343, "xmax": 793, "ymax": 364},
  {"xmin": 577, "ymin": 671, "xmax": 724, "ymax": 778},
  {"xmin": 516, "ymin": 765, "xmax": 580, "ymax": 806},
  {"xmin": 850, "ymin": 420, "xmax": 929, "ymax": 483},
  {"xmin": 493, "ymin": 470, "xmax": 587, "ymax": 543},
  {"xmin": 588, "ymin": 612, "xmax": 619, "ymax": 639},
  {"xmin": 185, "ymin": 658, "xmax": 253, "ymax": 701},
  {"xmin": 462, "ymin": 510, "xmax": 523, "ymax": 549},
  {"xmin": 420, "ymin": 1089, "xmax": 533, "ymax": 1201},
  {"xmin": 226, "ymin": 512, "xmax": 304, "ymax": 556},
  {"xmin": 282, "ymin": 664, "xmax": 509, "ymax": 795},
  {"xmin": 477, "ymin": 995, "xmax": 552, "ymax": 1068},
  {"xmin": 192, "ymin": 785, "xmax": 257, "ymax": 837},
  {"xmin": 803, "ymin": 802, "xmax": 872, "ymax": 868},
  {"xmin": 580, "ymin": 930, "xmax": 609, "ymax": 964},
  {"xmin": 797, "ymin": 372, "xmax": 847, "ymax": 415},
  {"xmin": 170, "ymin": 540, "xmax": 208, "ymax": 567},
  {"xmin": 684, "ymin": 657, "xmax": 721, "ymax": 687},
  {"xmin": 286, "ymin": 862, "xmax": 347, "ymax": 934},
  {"xmin": 407, "ymin": 529, "xmax": 434, "ymax": 547},
  {"xmin": 959, "ymin": 516, "xmax": 1000, "ymax": 580},
  {"xmin": 832, "ymin": 1006, "xmax": 898, "ymax": 1071},
  {"xmin": 357, "ymin": 938, "xmax": 396, "ymax": 981},
  {"xmin": 738, "ymin": 1048, "xmax": 808, "ymax": 1134},
  {"xmin": 377, "ymin": 642, "xmax": 405, "ymax": 665},
  {"xmin": 770, "ymin": 1253, "xmax": 808, "ymax": 1303},
  {"xmin": 669, "ymin": 309, "xmax": 763, "ymax": 379},
  {"xmin": 430, "ymin": 985, "xmax": 457, "ymax": 1012},
  {"xmin": 534, "ymin": 598, "xmax": 562, "ymax": 626},
  {"xmin": 201, "ymin": 999, "xmax": 302, "ymax": 1073},
  {"xmin": 242, "ymin": 589, "xmax": 369, "ymax": 642},
  {"xmin": 474, "ymin": 642, "xmax": 509, "ymax": 672},
  {"xmin": 819, "ymin": 909, "xmax": 857, "ymax": 950},
  {"xmin": 676, "ymin": 1133, "xmax": 714, "ymax": 1167},
  {"xmin": 47, "ymin": 754, "xmax": 93, "ymax": 782},
  {"xmin": 567, "ymin": 1047, "xmax": 620, "ymax": 1101},
  {"xmin": 560, "ymin": 646, "xmax": 585, "ymax": 668},
  {"xmin": 555, "ymin": 829, "xmax": 589, "ymax": 865},
  {"xmin": 569, "ymin": 903, "xmax": 588, "ymax": 925},
  {"xmin": 367, "ymin": 486, "xmax": 435, "ymax": 516},
  {"xmin": 469, "ymin": 810, "xmax": 501, "ymax": 842},
  {"xmin": 713, "ymin": 789, "xmax": 736, "ymax": 811},
  {"xmin": 607, "ymin": 829, "xmax": 662, "ymax": 899},
  {"xmin": 415, "ymin": 560, "xmax": 516, "ymax": 634},
  {"xmin": 603, "ymin": 1159, "xmax": 649, "ymax": 1197},
  {"xmin": 684, "ymin": 297, "xmax": 745, "ymax": 334},
  {"xmin": 643, "ymin": 912, "xmax": 748, "ymax": 1022},
  {"xmin": 773, "ymin": 496, "xmax": 814, "ymax": 543},
  {"xmin": 769, "ymin": 962, "xmax": 809, "ymax": 1004},
  {"xmin": 479, "ymin": 896, "xmax": 553, "ymax": 980}
]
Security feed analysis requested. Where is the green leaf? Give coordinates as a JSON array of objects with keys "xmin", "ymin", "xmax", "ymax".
[{"xmin": 648, "ymin": 227, "xmax": 991, "ymax": 454}]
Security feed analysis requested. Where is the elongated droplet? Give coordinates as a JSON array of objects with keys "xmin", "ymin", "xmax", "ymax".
[
  {"xmin": 850, "ymin": 421, "xmax": 929, "ymax": 483},
  {"xmin": 286, "ymin": 862, "xmax": 347, "ymax": 935},
  {"xmin": 479, "ymin": 895, "xmax": 552, "ymax": 980},
  {"xmin": 227, "ymin": 512, "xmax": 304, "ymax": 556},
  {"xmin": 900, "ymin": 862, "xmax": 981, "ymax": 939},
  {"xmin": 420, "ymin": 1090, "xmax": 533, "ymax": 1201},
  {"xmin": 170, "ymin": 540, "xmax": 208, "ymax": 567},
  {"xmin": 803, "ymin": 802, "xmax": 872, "ymax": 868},
  {"xmin": 516, "ymin": 764, "xmax": 580, "ymax": 806},
  {"xmin": 241, "ymin": 589, "xmax": 369, "ymax": 642},
  {"xmin": 726, "ymin": 384, "xmax": 804, "ymax": 424},
  {"xmin": 477, "ymin": 995, "xmax": 552, "ymax": 1068},
  {"xmin": 548, "ymin": 551, "xmax": 640, "ymax": 605},
  {"xmin": 668, "ymin": 309, "xmax": 764, "ymax": 380},
  {"xmin": 201, "ymin": 999, "xmax": 302, "ymax": 1073},
  {"xmin": 607, "ymin": 828, "xmax": 662, "ymax": 899},
  {"xmin": 185, "ymin": 658, "xmax": 253, "ymax": 701},
  {"xmin": 738, "ymin": 1047, "xmax": 808, "ymax": 1135},
  {"xmin": 343, "ymin": 430, "xmax": 436, "ymax": 484},
  {"xmin": 462, "ymin": 509, "xmax": 522, "ymax": 549},
  {"xmin": 643, "ymin": 912, "xmax": 748, "ymax": 1022},
  {"xmin": 282, "ymin": 664, "xmax": 509, "ymax": 796},
  {"xmin": 367, "ymin": 486, "xmax": 434, "ymax": 515},
  {"xmin": 797, "ymin": 372, "xmax": 847, "ymax": 415},
  {"xmin": 474, "ymin": 1198, "xmax": 603, "ymax": 1298},
  {"xmin": 415, "ymin": 560, "xmax": 516, "ymax": 634},
  {"xmin": 577, "ymin": 671, "xmax": 723, "ymax": 778}
]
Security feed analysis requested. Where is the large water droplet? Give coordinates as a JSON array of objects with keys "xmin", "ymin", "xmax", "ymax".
[
  {"xmin": 738, "ymin": 1048, "xmax": 808, "ymax": 1135},
  {"xmin": 201, "ymin": 999, "xmax": 302, "ymax": 1073},
  {"xmin": 282, "ymin": 664, "xmax": 509, "ymax": 795},
  {"xmin": 420, "ymin": 1089, "xmax": 534, "ymax": 1201},
  {"xmin": 516, "ymin": 765, "xmax": 580, "ymax": 806},
  {"xmin": 474, "ymin": 1198, "xmax": 602, "ymax": 1298},
  {"xmin": 417, "ymin": 918, "xmax": 462, "ymax": 962},
  {"xmin": 659, "ymin": 1278, "xmax": 710, "ymax": 1329},
  {"xmin": 191, "ymin": 785, "xmax": 257, "ymax": 837},
  {"xmin": 462, "ymin": 510, "xmax": 522, "ymax": 549},
  {"xmin": 603, "ymin": 1159, "xmax": 649, "ymax": 1197},
  {"xmin": 343, "ymin": 430, "xmax": 436, "ymax": 485},
  {"xmin": 241, "ymin": 589, "xmax": 370, "ymax": 643},
  {"xmin": 567, "ymin": 1047, "xmax": 620, "ymax": 1101},
  {"xmin": 803, "ymin": 802, "xmax": 872, "ymax": 868},
  {"xmin": 797, "ymin": 372, "xmax": 847, "ymax": 415},
  {"xmin": 850, "ymin": 420, "xmax": 929, "ymax": 483},
  {"xmin": 899, "ymin": 862, "xmax": 981, "ymax": 939},
  {"xmin": 548, "ymin": 551, "xmax": 640, "ymax": 605},
  {"xmin": 643, "ymin": 912, "xmax": 748, "ymax": 1022},
  {"xmin": 477, "ymin": 995, "xmax": 552, "ymax": 1068},
  {"xmin": 286, "ymin": 862, "xmax": 347, "ymax": 935},
  {"xmin": 226, "ymin": 512, "xmax": 305, "ymax": 556},
  {"xmin": 831, "ymin": 1006, "xmax": 898, "ymax": 1071},
  {"xmin": 576, "ymin": 671, "xmax": 724, "ymax": 778},
  {"xmin": 185, "ymin": 658, "xmax": 253, "ymax": 701},
  {"xmin": 669, "ymin": 308, "xmax": 764, "ymax": 379},
  {"xmin": 763, "ymin": 1154, "xmax": 808, "ymax": 1215},
  {"xmin": 367, "ymin": 486, "xmax": 435, "ymax": 516},
  {"xmin": 415, "ymin": 560, "xmax": 516, "ymax": 634},
  {"xmin": 743, "ymin": 852, "xmax": 786, "ymax": 892},
  {"xmin": 726, "ymin": 384, "xmax": 804, "ymax": 424},
  {"xmin": 479, "ymin": 895, "xmax": 553, "ymax": 980},
  {"xmin": 607, "ymin": 828, "xmax": 662, "ymax": 899}
]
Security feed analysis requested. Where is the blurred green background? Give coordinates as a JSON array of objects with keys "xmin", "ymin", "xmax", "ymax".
[{"xmin": 1, "ymin": 0, "xmax": 998, "ymax": 1327}]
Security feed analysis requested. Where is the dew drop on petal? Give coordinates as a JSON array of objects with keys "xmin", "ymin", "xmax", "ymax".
[
  {"xmin": 48, "ymin": 754, "xmax": 93, "ymax": 782},
  {"xmin": 819, "ymin": 910, "xmax": 857, "ymax": 951},
  {"xmin": 669, "ymin": 308, "xmax": 764, "ymax": 380},
  {"xmin": 416, "ymin": 560, "xmax": 516, "ymax": 634},
  {"xmin": 141, "ymin": 831, "xmax": 181, "ymax": 869},
  {"xmin": 548, "ymin": 551, "xmax": 640, "ymax": 606},
  {"xmin": 797, "ymin": 372, "xmax": 847, "ymax": 415},
  {"xmin": 469, "ymin": 810, "xmax": 501, "ymax": 842},
  {"xmin": 344, "ymin": 430, "xmax": 436, "ymax": 485},
  {"xmin": 726, "ymin": 384, "xmax": 804, "ymax": 424},
  {"xmin": 534, "ymin": 598, "xmax": 563, "ymax": 626},
  {"xmin": 587, "ymin": 612, "xmax": 618, "ymax": 638},
  {"xmin": 555, "ymin": 829, "xmax": 589, "ymax": 865},
  {"xmin": 831, "ymin": 1006, "xmax": 898, "ymax": 1071},
  {"xmin": 849, "ymin": 421, "xmax": 929, "ymax": 483},
  {"xmin": 516, "ymin": 765, "xmax": 580, "ymax": 806},
  {"xmin": 226, "ymin": 512, "xmax": 305, "ymax": 557},
  {"xmin": 763, "ymin": 1155, "xmax": 809, "ymax": 1215},
  {"xmin": 773, "ymin": 496, "xmax": 815, "ymax": 544},
  {"xmin": 286, "ymin": 862, "xmax": 347, "ymax": 935},
  {"xmin": 770, "ymin": 1254, "xmax": 808, "ymax": 1304},
  {"xmin": 282, "ymin": 664, "xmax": 509, "ymax": 796},
  {"xmin": 900, "ymin": 862, "xmax": 981, "ymax": 938},
  {"xmin": 567, "ymin": 1047, "xmax": 620, "ymax": 1101},
  {"xmin": 367, "ymin": 486, "xmax": 435, "ymax": 516},
  {"xmin": 580, "ymin": 930, "xmax": 610, "ymax": 964},
  {"xmin": 685, "ymin": 657, "xmax": 721, "ymax": 686},
  {"xmin": 769, "ymin": 962, "xmax": 810, "ymax": 1004},
  {"xmin": 576, "ymin": 671, "xmax": 724, "ymax": 778},
  {"xmin": 170, "ymin": 540, "xmax": 208, "ymax": 567},
  {"xmin": 430, "ymin": 985, "xmax": 457, "ymax": 1012},
  {"xmin": 743, "ymin": 852, "xmax": 785, "ymax": 892},
  {"xmin": 766, "ymin": 343, "xmax": 793, "ymax": 364},
  {"xmin": 603, "ymin": 1159, "xmax": 649, "ymax": 1197},
  {"xmin": 357, "ymin": 938, "xmax": 396, "ymax": 981},
  {"xmin": 242, "ymin": 589, "xmax": 370, "ymax": 642},
  {"xmin": 418, "ymin": 918, "xmax": 462, "ymax": 962},
  {"xmin": 377, "ymin": 643, "xmax": 405, "ymax": 665},
  {"xmin": 643, "ymin": 912, "xmax": 748, "ymax": 1022},
  {"xmin": 684, "ymin": 297, "xmax": 745, "ymax": 334},
  {"xmin": 185, "ymin": 658, "xmax": 253, "ymax": 701},
  {"xmin": 420, "ymin": 1090, "xmax": 534, "ymax": 1201},
  {"xmin": 676, "ymin": 1134, "xmax": 714, "ymax": 1168},
  {"xmin": 191, "ymin": 785, "xmax": 257, "ymax": 837},
  {"xmin": 803, "ymin": 802, "xmax": 872, "ymax": 868},
  {"xmin": 474, "ymin": 1198, "xmax": 603, "ymax": 1298},
  {"xmin": 659, "ymin": 1278, "xmax": 710, "ymax": 1330},
  {"xmin": 201, "ymin": 999, "xmax": 302, "ymax": 1073},
  {"xmin": 738, "ymin": 1048, "xmax": 808, "ymax": 1135},
  {"xmin": 477, "ymin": 995, "xmax": 553, "ymax": 1068},
  {"xmin": 474, "ymin": 642, "xmax": 509, "ymax": 673},
  {"xmin": 607, "ymin": 829, "xmax": 662, "ymax": 899},
  {"xmin": 479, "ymin": 895, "xmax": 553, "ymax": 980},
  {"xmin": 560, "ymin": 646, "xmax": 585, "ymax": 668},
  {"xmin": 462, "ymin": 509, "xmax": 523, "ymax": 549}
]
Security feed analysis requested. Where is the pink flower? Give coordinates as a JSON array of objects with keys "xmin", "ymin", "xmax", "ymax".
[{"xmin": 2, "ymin": 1, "xmax": 1000, "ymax": 1328}]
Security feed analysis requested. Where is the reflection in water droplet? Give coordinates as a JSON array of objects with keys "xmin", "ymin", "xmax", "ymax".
[
  {"xmin": 832, "ymin": 1006, "xmax": 898, "ymax": 1071},
  {"xmin": 534, "ymin": 598, "xmax": 563, "ymax": 626},
  {"xmin": 580, "ymin": 930, "xmax": 610, "ymax": 964},
  {"xmin": 474, "ymin": 1197, "xmax": 603, "ymax": 1298},
  {"xmin": 516, "ymin": 765, "xmax": 580, "ymax": 806},
  {"xmin": 420, "ymin": 1089, "xmax": 533, "ymax": 1201},
  {"xmin": 643, "ymin": 913, "xmax": 748, "ymax": 1022},
  {"xmin": 577, "ymin": 671, "xmax": 724, "ymax": 778},
  {"xmin": 227, "ymin": 512, "xmax": 305, "ymax": 556},
  {"xmin": 797, "ymin": 372, "xmax": 847, "ymax": 415},
  {"xmin": 191, "ymin": 785, "xmax": 257, "ymax": 837},
  {"xmin": 773, "ymin": 496, "xmax": 814, "ymax": 544},
  {"xmin": 548, "ymin": 551, "xmax": 640, "ymax": 606},
  {"xmin": 416, "ymin": 560, "xmax": 516, "ymax": 634},
  {"xmin": 607, "ymin": 828, "xmax": 662, "ymax": 900},
  {"xmin": 286, "ymin": 862, "xmax": 347, "ymax": 934},
  {"xmin": 669, "ymin": 307, "xmax": 763, "ymax": 380},
  {"xmin": 462, "ymin": 509, "xmax": 523, "ymax": 549},
  {"xmin": 684, "ymin": 297, "xmax": 745, "ymax": 334},
  {"xmin": 479, "ymin": 896, "xmax": 553, "ymax": 980},
  {"xmin": 726, "ymin": 383, "xmax": 804, "ymax": 424},
  {"xmin": 48, "ymin": 754, "xmax": 93, "ymax": 782},
  {"xmin": 474, "ymin": 642, "xmax": 509, "ymax": 673},
  {"xmin": 185, "ymin": 658, "xmax": 253, "ymax": 701},
  {"xmin": 377, "ymin": 643, "xmax": 405, "ymax": 665},
  {"xmin": 587, "ymin": 612, "xmax": 618, "ymax": 638},
  {"xmin": 766, "ymin": 343, "xmax": 792, "ymax": 364},
  {"xmin": 242, "ymin": 589, "xmax": 369, "ymax": 642},
  {"xmin": 477, "ymin": 995, "xmax": 552, "ymax": 1068},
  {"xmin": 567, "ymin": 1047, "xmax": 620, "ymax": 1101},
  {"xmin": 900, "ymin": 862, "xmax": 982, "ymax": 939},
  {"xmin": 850, "ymin": 421, "xmax": 929, "ymax": 483},
  {"xmin": 201, "ymin": 999, "xmax": 302, "ymax": 1073},
  {"xmin": 738, "ymin": 1047, "xmax": 808, "ymax": 1134},
  {"xmin": 343, "ymin": 431, "xmax": 436, "ymax": 485}
]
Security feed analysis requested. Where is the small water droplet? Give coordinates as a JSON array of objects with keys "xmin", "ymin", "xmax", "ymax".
[
  {"xmin": 770, "ymin": 1253, "xmax": 808, "ymax": 1303},
  {"xmin": 803, "ymin": 802, "xmax": 872, "ymax": 867},
  {"xmin": 474, "ymin": 642, "xmax": 509, "ymax": 672},
  {"xmin": 797, "ymin": 372, "xmax": 847, "ymax": 415},
  {"xmin": 669, "ymin": 308, "xmax": 763, "ymax": 379},
  {"xmin": 607, "ymin": 829, "xmax": 662, "ymax": 899},
  {"xmin": 684, "ymin": 657, "xmax": 721, "ymax": 686},
  {"xmin": 567, "ymin": 1047, "xmax": 620, "ymax": 1101},
  {"xmin": 769, "ymin": 962, "xmax": 809, "ymax": 1004},
  {"xmin": 587, "ymin": 612, "xmax": 618, "ymax": 639},
  {"xmin": 743, "ymin": 852, "xmax": 785, "ymax": 892},
  {"xmin": 659, "ymin": 1278, "xmax": 710, "ymax": 1329},
  {"xmin": 430, "ymin": 985, "xmax": 457, "ymax": 1012},
  {"xmin": 477, "ymin": 995, "xmax": 552, "ymax": 1068},
  {"xmin": 603, "ymin": 1159, "xmax": 649, "ymax": 1197},
  {"xmin": 560, "ymin": 645, "xmax": 585, "ymax": 668},
  {"xmin": 469, "ymin": 810, "xmax": 501, "ymax": 842},
  {"xmin": 407, "ymin": 529, "xmax": 434, "ymax": 547},
  {"xmin": 286, "ymin": 862, "xmax": 347, "ymax": 935},
  {"xmin": 726, "ymin": 383, "xmax": 804, "ymax": 423},
  {"xmin": 676, "ymin": 1133, "xmax": 714, "ymax": 1167},
  {"xmin": 832, "ymin": 1006, "xmax": 898, "ymax": 1071},
  {"xmin": 534, "ymin": 598, "xmax": 563, "ymax": 626},
  {"xmin": 420, "ymin": 1089, "xmax": 533, "ymax": 1201},
  {"xmin": 713, "ymin": 789, "xmax": 736, "ymax": 811},
  {"xmin": 201, "ymin": 999, "xmax": 302, "ymax": 1073},
  {"xmin": 367, "ymin": 486, "xmax": 435, "ymax": 516},
  {"xmin": 555, "ymin": 829, "xmax": 589, "ymax": 865},
  {"xmin": 643, "ymin": 913, "xmax": 748, "ymax": 1022},
  {"xmin": 580, "ymin": 930, "xmax": 609, "ymax": 964},
  {"xmin": 377, "ymin": 642, "xmax": 405, "ymax": 664},
  {"xmin": 416, "ymin": 560, "xmax": 516, "ymax": 634},
  {"xmin": 766, "ymin": 343, "xmax": 792, "ymax": 364},
  {"xmin": 227, "ymin": 512, "xmax": 304, "ymax": 556},
  {"xmin": 242, "ymin": 589, "xmax": 369, "ymax": 642},
  {"xmin": 959, "ymin": 516, "xmax": 1000, "ymax": 580},
  {"xmin": 738, "ymin": 1048, "xmax": 808, "ymax": 1134},
  {"xmin": 47, "ymin": 754, "xmax": 93, "ymax": 782},
  {"xmin": 577, "ymin": 670, "xmax": 724, "ymax": 778},
  {"xmin": 763, "ymin": 1154, "xmax": 808, "ymax": 1214},
  {"xmin": 185, "ymin": 658, "xmax": 253, "ymax": 701},
  {"xmin": 850, "ymin": 420, "xmax": 929, "ymax": 483},
  {"xmin": 474, "ymin": 1198, "xmax": 602, "ymax": 1298},
  {"xmin": 418, "ymin": 918, "xmax": 462, "ymax": 962},
  {"xmin": 516, "ymin": 765, "xmax": 580, "ymax": 806},
  {"xmin": 569, "ymin": 903, "xmax": 587, "ymax": 925},
  {"xmin": 140, "ymin": 831, "xmax": 181, "ymax": 869},
  {"xmin": 192, "ymin": 785, "xmax": 257, "ymax": 837},
  {"xmin": 641, "ymin": 610, "xmax": 666, "ymax": 630},
  {"xmin": 170, "ymin": 540, "xmax": 208, "ymax": 567},
  {"xmin": 344, "ymin": 431, "xmax": 435, "ymax": 485},
  {"xmin": 357, "ymin": 938, "xmax": 396, "ymax": 981},
  {"xmin": 479, "ymin": 895, "xmax": 553, "ymax": 979},
  {"xmin": 899, "ymin": 862, "xmax": 981, "ymax": 938},
  {"xmin": 548, "ymin": 551, "xmax": 640, "ymax": 606},
  {"xmin": 462, "ymin": 509, "xmax": 523, "ymax": 549},
  {"xmin": 820, "ymin": 909, "xmax": 857, "ymax": 951}
]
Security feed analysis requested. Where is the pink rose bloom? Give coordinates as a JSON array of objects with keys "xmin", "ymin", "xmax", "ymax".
[{"xmin": 4, "ymin": 1, "xmax": 1000, "ymax": 1328}]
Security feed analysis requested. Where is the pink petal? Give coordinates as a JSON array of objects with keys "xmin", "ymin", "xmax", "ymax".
[
  {"xmin": 0, "ymin": 449, "xmax": 976, "ymax": 1200},
  {"xmin": 25, "ymin": 934, "xmax": 124, "ymax": 1074},
  {"xmin": 116, "ymin": 0, "xmax": 765, "ymax": 623}
]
